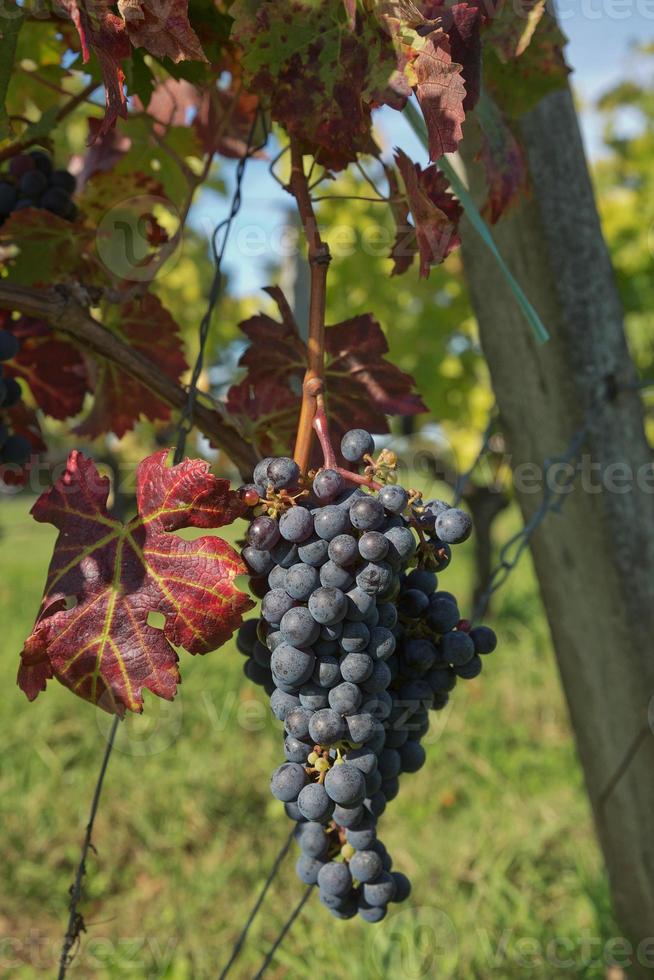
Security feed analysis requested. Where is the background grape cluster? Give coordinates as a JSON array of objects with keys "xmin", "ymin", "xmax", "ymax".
[
  {"xmin": 237, "ymin": 430, "xmax": 498, "ymax": 922},
  {"xmin": 0, "ymin": 149, "xmax": 77, "ymax": 223},
  {"xmin": 0, "ymin": 149, "xmax": 78, "ymax": 468}
]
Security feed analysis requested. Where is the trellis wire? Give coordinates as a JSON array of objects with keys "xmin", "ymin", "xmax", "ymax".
[
  {"xmin": 217, "ymin": 826, "xmax": 296, "ymax": 980},
  {"xmin": 57, "ymin": 115, "xmax": 263, "ymax": 980},
  {"xmin": 252, "ymin": 886, "xmax": 314, "ymax": 980}
]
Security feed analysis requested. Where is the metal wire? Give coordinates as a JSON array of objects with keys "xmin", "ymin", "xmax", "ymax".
[
  {"xmin": 252, "ymin": 886, "xmax": 314, "ymax": 980},
  {"xmin": 174, "ymin": 110, "xmax": 267, "ymax": 464}
]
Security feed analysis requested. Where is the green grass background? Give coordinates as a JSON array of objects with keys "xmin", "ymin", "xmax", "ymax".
[{"xmin": 0, "ymin": 491, "xmax": 619, "ymax": 979}]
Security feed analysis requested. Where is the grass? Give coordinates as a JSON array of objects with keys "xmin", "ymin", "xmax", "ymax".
[{"xmin": 0, "ymin": 491, "xmax": 618, "ymax": 980}]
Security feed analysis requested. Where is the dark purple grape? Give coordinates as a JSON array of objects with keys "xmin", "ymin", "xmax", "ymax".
[
  {"xmin": 19, "ymin": 170, "xmax": 47, "ymax": 198},
  {"xmin": 1, "ymin": 434, "xmax": 31, "ymax": 465},
  {"xmin": 29, "ymin": 150, "xmax": 53, "ymax": 176},
  {"xmin": 247, "ymin": 515, "xmax": 281, "ymax": 550},
  {"xmin": 267, "ymin": 456, "xmax": 300, "ymax": 490},
  {"xmin": 313, "ymin": 468, "xmax": 344, "ymax": 502},
  {"xmin": 40, "ymin": 186, "xmax": 72, "ymax": 217},
  {"xmin": 0, "ymin": 330, "xmax": 19, "ymax": 361},
  {"xmin": 341, "ymin": 428, "xmax": 374, "ymax": 462},
  {"xmin": 51, "ymin": 168, "xmax": 77, "ymax": 193}
]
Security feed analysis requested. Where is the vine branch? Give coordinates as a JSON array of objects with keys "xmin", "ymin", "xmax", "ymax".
[
  {"xmin": 287, "ymin": 139, "xmax": 331, "ymax": 474},
  {"xmin": 0, "ymin": 282, "xmax": 258, "ymax": 476}
]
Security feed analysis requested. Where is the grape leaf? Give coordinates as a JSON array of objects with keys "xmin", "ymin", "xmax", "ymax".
[
  {"xmin": 3, "ymin": 316, "xmax": 89, "ymax": 420},
  {"xmin": 17, "ymin": 449, "xmax": 252, "ymax": 715},
  {"xmin": 226, "ymin": 288, "xmax": 426, "ymax": 456},
  {"xmin": 74, "ymin": 293, "xmax": 187, "ymax": 438},
  {"xmin": 0, "ymin": 9, "xmax": 26, "ymax": 140},
  {"xmin": 409, "ymin": 29, "xmax": 467, "ymax": 161},
  {"xmin": 57, "ymin": 0, "xmax": 131, "ymax": 139},
  {"xmin": 231, "ymin": 0, "xmax": 406, "ymax": 171},
  {"xmin": 475, "ymin": 92, "xmax": 528, "ymax": 223},
  {"xmin": 394, "ymin": 148, "xmax": 462, "ymax": 276},
  {"xmin": 420, "ymin": 2, "xmax": 482, "ymax": 110},
  {"xmin": 117, "ymin": 0, "xmax": 207, "ymax": 63}
]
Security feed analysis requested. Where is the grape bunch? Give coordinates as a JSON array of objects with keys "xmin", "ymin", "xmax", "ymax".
[
  {"xmin": 236, "ymin": 428, "xmax": 497, "ymax": 922},
  {"xmin": 0, "ymin": 326, "xmax": 30, "ymax": 467},
  {"xmin": 0, "ymin": 149, "xmax": 78, "ymax": 224}
]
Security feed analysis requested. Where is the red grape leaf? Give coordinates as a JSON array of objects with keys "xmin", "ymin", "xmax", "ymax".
[
  {"xmin": 17, "ymin": 449, "xmax": 252, "ymax": 715},
  {"xmin": 475, "ymin": 93, "xmax": 528, "ymax": 223},
  {"xmin": 3, "ymin": 316, "xmax": 89, "ymax": 420},
  {"xmin": 74, "ymin": 293, "xmax": 187, "ymax": 439},
  {"xmin": 410, "ymin": 29, "xmax": 467, "ymax": 161},
  {"xmin": 226, "ymin": 288, "xmax": 426, "ymax": 455},
  {"xmin": 118, "ymin": 0, "xmax": 207, "ymax": 63},
  {"xmin": 394, "ymin": 148, "xmax": 462, "ymax": 276},
  {"xmin": 231, "ymin": 0, "xmax": 406, "ymax": 171},
  {"xmin": 420, "ymin": 2, "xmax": 482, "ymax": 110},
  {"xmin": 57, "ymin": 0, "xmax": 131, "ymax": 140}
]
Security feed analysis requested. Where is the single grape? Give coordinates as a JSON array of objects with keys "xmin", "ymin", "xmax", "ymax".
[
  {"xmin": 404, "ymin": 568, "xmax": 438, "ymax": 594},
  {"xmin": 280, "ymin": 606, "xmax": 321, "ymax": 646},
  {"xmin": 270, "ymin": 763, "xmax": 307, "ymax": 802},
  {"xmin": 51, "ymin": 169, "xmax": 77, "ymax": 193},
  {"xmin": 384, "ymin": 525, "xmax": 416, "ymax": 565},
  {"xmin": 270, "ymin": 688, "xmax": 300, "ymax": 721},
  {"xmin": 470, "ymin": 626, "xmax": 497, "ymax": 655},
  {"xmin": 345, "ymin": 818, "xmax": 377, "ymax": 850},
  {"xmin": 271, "ymin": 644, "xmax": 315, "ymax": 686},
  {"xmin": 279, "ymin": 506, "xmax": 314, "ymax": 542},
  {"xmin": 285, "ymin": 801, "xmax": 305, "ymax": 822},
  {"xmin": 267, "ymin": 456, "xmax": 300, "ymax": 489},
  {"xmin": 297, "ymin": 781, "xmax": 334, "ymax": 821},
  {"xmin": 297, "ymin": 534, "xmax": 330, "ymax": 567},
  {"xmin": 0, "ymin": 330, "xmax": 19, "ymax": 362},
  {"xmin": 253, "ymin": 641, "xmax": 271, "ymax": 668},
  {"xmin": 253, "ymin": 456, "xmax": 274, "ymax": 490},
  {"xmin": 270, "ymin": 539, "xmax": 300, "ymax": 568},
  {"xmin": 426, "ymin": 595, "xmax": 460, "ymax": 634},
  {"xmin": 314, "ymin": 505, "xmax": 351, "ymax": 541},
  {"xmin": 267, "ymin": 564, "xmax": 287, "ymax": 591},
  {"xmin": 340, "ymin": 621, "xmax": 371, "ymax": 653},
  {"xmin": 378, "ymin": 484, "xmax": 408, "ymax": 514},
  {"xmin": 329, "ymin": 681, "xmax": 362, "ymax": 715},
  {"xmin": 403, "ymin": 637, "xmax": 437, "ymax": 672},
  {"xmin": 247, "ymin": 515, "xmax": 281, "ymax": 550},
  {"xmin": 342, "ymin": 747, "xmax": 378, "ymax": 776},
  {"xmin": 285, "ymin": 562, "xmax": 320, "ymax": 600},
  {"xmin": 299, "ymin": 682, "xmax": 330, "ymax": 710},
  {"xmin": 0, "ymin": 182, "xmax": 17, "ymax": 215},
  {"xmin": 296, "ymin": 854, "xmax": 325, "ymax": 884},
  {"xmin": 398, "ymin": 588, "xmax": 430, "ymax": 619},
  {"xmin": 236, "ymin": 619, "xmax": 259, "ymax": 654},
  {"xmin": 19, "ymin": 170, "xmax": 47, "ymax": 198},
  {"xmin": 285, "ymin": 705, "xmax": 313, "ymax": 739},
  {"xmin": 324, "ymin": 763, "xmax": 366, "ymax": 806},
  {"xmin": 358, "ymin": 901, "xmax": 387, "ymax": 923},
  {"xmin": 242, "ymin": 546, "xmax": 274, "ymax": 577},
  {"xmin": 312, "ymin": 655, "xmax": 341, "ymax": 688},
  {"xmin": 340, "ymin": 651, "xmax": 373, "ymax": 684},
  {"xmin": 358, "ymin": 530, "xmax": 389, "ymax": 562},
  {"xmin": 456, "ymin": 654, "xmax": 483, "ymax": 679},
  {"xmin": 378, "ymin": 748, "xmax": 401, "ymax": 780},
  {"xmin": 350, "ymin": 496, "xmax": 384, "ymax": 531},
  {"xmin": 367, "ymin": 627, "xmax": 396, "ymax": 661},
  {"xmin": 427, "ymin": 667, "xmax": 457, "ymax": 694},
  {"xmin": 40, "ymin": 186, "xmax": 72, "ymax": 217},
  {"xmin": 295, "ymin": 822, "xmax": 330, "ymax": 859},
  {"xmin": 318, "ymin": 861, "xmax": 353, "ymax": 896},
  {"xmin": 363, "ymin": 871, "xmax": 396, "ymax": 906},
  {"xmin": 399, "ymin": 740, "xmax": 426, "ymax": 773},
  {"xmin": 440, "ymin": 630, "xmax": 475, "ymax": 667},
  {"xmin": 350, "ymin": 849, "xmax": 383, "ymax": 883},
  {"xmin": 345, "ymin": 713, "xmax": 378, "ymax": 744},
  {"xmin": 332, "ymin": 803, "xmax": 365, "ymax": 828},
  {"xmin": 284, "ymin": 735, "xmax": 311, "ymax": 763},
  {"xmin": 356, "ymin": 562, "xmax": 393, "ymax": 596},
  {"xmin": 328, "ymin": 533, "xmax": 359, "ymax": 566},
  {"xmin": 361, "ymin": 660, "xmax": 391, "ymax": 694},
  {"xmin": 341, "ymin": 428, "xmax": 374, "ymax": 462},
  {"xmin": 319, "ymin": 560, "xmax": 354, "ymax": 591},
  {"xmin": 309, "ymin": 707, "xmax": 345, "ymax": 745},
  {"xmin": 308, "ymin": 586, "xmax": 348, "ymax": 625},
  {"xmin": 313, "ymin": 468, "xmax": 344, "ymax": 501},
  {"xmin": 391, "ymin": 871, "xmax": 411, "ymax": 902},
  {"xmin": 1, "ymin": 377, "xmax": 22, "ymax": 408},
  {"xmin": 1, "ymin": 433, "xmax": 30, "ymax": 464},
  {"xmin": 435, "ymin": 507, "xmax": 473, "ymax": 544},
  {"xmin": 377, "ymin": 603, "xmax": 398, "ymax": 630},
  {"xmin": 262, "ymin": 589, "xmax": 297, "ymax": 625}
]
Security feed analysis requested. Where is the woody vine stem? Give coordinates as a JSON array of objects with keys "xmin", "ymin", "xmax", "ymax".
[{"xmin": 289, "ymin": 138, "xmax": 331, "ymax": 474}]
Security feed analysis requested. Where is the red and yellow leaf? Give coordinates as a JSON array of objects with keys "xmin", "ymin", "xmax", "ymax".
[
  {"xmin": 394, "ymin": 148, "xmax": 462, "ymax": 276},
  {"xmin": 18, "ymin": 450, "xmax": 252, "ymax": 715}
]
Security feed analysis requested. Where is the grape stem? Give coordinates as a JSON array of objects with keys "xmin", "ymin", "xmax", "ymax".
[
  {"xmin": 313, "ymin": 396, "xmax": 382, "ymax": 490},
  {"xmin": 288, "ymin": 138, "xmax": 331, "ymax": 475}
]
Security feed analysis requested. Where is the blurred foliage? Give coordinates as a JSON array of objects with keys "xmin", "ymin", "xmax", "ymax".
[{"xmin": 594, "ymin": 43, "xmax": 654, "ymax": 400}]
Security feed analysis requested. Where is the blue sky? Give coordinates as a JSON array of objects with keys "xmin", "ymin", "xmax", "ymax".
[{"xmin": 204, "ymin": 16, "xmax": 654, "ymax": 296}]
